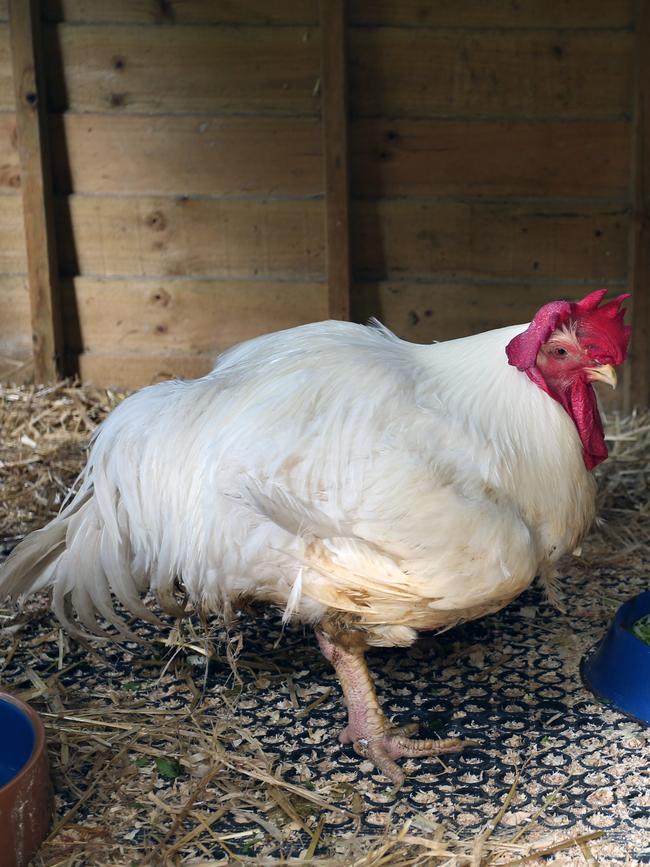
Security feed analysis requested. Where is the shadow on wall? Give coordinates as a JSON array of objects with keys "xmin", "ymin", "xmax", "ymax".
[
  {"xmin": 350, "ymin": 199, "xmax": 387, "ymax": 330},
  {"xmin": 43, "ymin": 25, "xmax": 82, "ymax": 377}
]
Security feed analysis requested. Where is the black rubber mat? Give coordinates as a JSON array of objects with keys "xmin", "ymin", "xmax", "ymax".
[{"xmin": 1, "ymin": 549, "xmax": 648, "ymax": 864}]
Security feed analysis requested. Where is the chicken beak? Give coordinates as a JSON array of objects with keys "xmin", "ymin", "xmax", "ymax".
[{"xmin": 585, "ymin": 364, "xmax": 617, "ymax": 389}]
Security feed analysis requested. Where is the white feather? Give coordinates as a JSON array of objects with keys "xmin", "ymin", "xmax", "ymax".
[{"xmin": 283, "ymin": 566, "xmax": 303, "ymax": 625}]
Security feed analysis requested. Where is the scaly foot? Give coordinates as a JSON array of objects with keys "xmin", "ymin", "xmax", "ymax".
[
  {"xmin": 316, "ymin": 628, "xmax": 474, "ymax": 787},
  {"xmin": 345, "ymin": 726, "xmax": 468, "ymax": 788}
]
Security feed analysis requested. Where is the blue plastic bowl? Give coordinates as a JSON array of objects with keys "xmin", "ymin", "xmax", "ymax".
[
  {"xmin": 0, "ymin": 697, "xmax": 36, "ymax": 788},
  {"xmin": 581, "ymin": 590, "xmax": 650, "ymax": 726}
]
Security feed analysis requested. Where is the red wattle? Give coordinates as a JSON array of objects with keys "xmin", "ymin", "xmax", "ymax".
[{"xmin": 524, "ymin": 369, "xmax": 607, "ymax": 469}]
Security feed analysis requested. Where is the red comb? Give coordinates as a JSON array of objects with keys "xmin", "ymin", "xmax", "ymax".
[
  {"xmin": 570, "ymin": 291, "xmax": 631, "ymax": 365},
  {"xmin": 506, "ymin": 300, "xmax": 571, "ymax": 371},
  {"xmin": 573, "ymin": 288, "xmax": 609, "ymax": 312}
]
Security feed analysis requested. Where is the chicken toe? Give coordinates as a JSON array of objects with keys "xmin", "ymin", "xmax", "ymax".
[
  {"xmin": 316, "ymin": 628, "xmax": 471, "ymax": 786},
  {"xmin": 355, "ymin": 732, "xmax": 466, "ymax": 788}
]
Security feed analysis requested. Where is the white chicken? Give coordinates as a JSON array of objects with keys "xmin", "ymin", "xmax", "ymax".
[{"xmin": 0, "ymin": 290, "xmax": 630, "ymax": 785}]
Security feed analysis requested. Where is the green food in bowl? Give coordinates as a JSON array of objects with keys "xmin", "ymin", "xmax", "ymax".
[{"xmin": 632, "ymin": 615, "xmax": 650, "ymax": 645}]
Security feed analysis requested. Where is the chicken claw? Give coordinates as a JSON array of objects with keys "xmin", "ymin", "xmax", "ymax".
[
  {"xmin": 316, "ymin": 628, "xmax": 472, "ymax": 787},
  {"xmin": 353, "ymin": 732, "xmax": 467, "ymax": 788}
]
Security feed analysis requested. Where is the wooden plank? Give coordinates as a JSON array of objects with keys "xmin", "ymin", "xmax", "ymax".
[
  {"xmin": 61, "ymin": 277, "xmax": 328, "ymax": 354},
  {"xmin": 352, "ymin": 119, "xmax": 631, "ymax": 199},
  {"xmin": 42, "ymin": 1, "xmax": 318, "ymax": 25},
  {"xmin": 18, "ymin": 115, "xmax": 632, "ymax": 200},
  {"xmin": 47, "ymin": 24, "xmax": 320, "ymax": 115},
  {"xmin": 628, "ymin": 0, "xmax": 650, "ymax": 410},
  {"xmin": 56, "ymin": 195, "xmax": 629, "ymax": 283},
  {"xmin": 57, "ymin": 196, "xmax": 325, "ymax": 279},
  {"xmin": 0, "ymin": 193, "xmax": 26, "ymax": 270},
  {"xmin": 349, "ymin": 29, "xmax": 633, "ymax": 119},
  {"xmin": 0, "ymin": 20, "xmax": 633, "ymax": 117},
  {"xmin": 351, "ymin": 281, "xmax": 626, "ymax": 343},
  {"xmin": 76, "ymin": 352, "xmax": 214, "ymax": 388},
  {"xmin": 320, "ymin": 0, "xmax": 350, "ymax": 319},
  {"xmin": 0, "ymin": 274, "xmax": 30, "ymax": 355},
  {"xmin": 50, "ymin": 114, "xmax": 323, "ymax": 196},
  {"xmin": 28, "ymin": 0, "xmax": 630, "ymax": 27},
  {"xmin": 44, "ymin": 115, "xmax": 629, "ymax": 200},
  {"xmin": 0, "ymin": 114, "xmax": 20, "ymax": 189},
  {"xmin": 9, "ymin": 0, "xmax": 63, "ymax": 381},
  {"xmin": 348, "ymin": 0, "xmax": 634, "ymax": 29},
  {"xmin": 353, "ymin": 201, "xmax": 629, "ymax": 282},
  {"xmin": 0, "ymin": 25, "xmax": 13, "ymax": 107}
]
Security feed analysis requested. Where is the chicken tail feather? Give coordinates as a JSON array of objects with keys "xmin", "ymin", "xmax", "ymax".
[
  {"xmin": 0, "ymin": 515, "xmax": 69, "ymax": 599},
  {"xmin": 0, "ymin": 478, "xmax": 161, "ymax": 637}
]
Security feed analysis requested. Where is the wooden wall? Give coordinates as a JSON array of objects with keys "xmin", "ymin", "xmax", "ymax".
[
  {"xmin": 348, "ymin": 2, "xmax": 633, "ymax": 341},
  {"xmin": 0, "ymin": 4, "xmax": 30, "ymax": 379},
  {"xmin": 1, "ymin": 0, "xmax": 327, "ymax": 386},
  {"xmin": 0, "ymin": 0, "xmax": 647, "ymax": 405}
]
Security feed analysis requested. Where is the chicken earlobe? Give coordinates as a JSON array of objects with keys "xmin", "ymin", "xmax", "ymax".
[{"xmin": 315, "ymin": 629, "xmax": 471, "ymax": 787}]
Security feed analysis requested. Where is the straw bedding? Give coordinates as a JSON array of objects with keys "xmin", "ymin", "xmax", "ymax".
[{"xmin": 0, "ymin": 382, "xmax": 648, "ymax": 866}]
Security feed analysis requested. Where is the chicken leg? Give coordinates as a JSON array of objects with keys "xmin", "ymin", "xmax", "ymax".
[{"xmin": 316, "ymin": 629, "xmax": 470, "ymax": 787}]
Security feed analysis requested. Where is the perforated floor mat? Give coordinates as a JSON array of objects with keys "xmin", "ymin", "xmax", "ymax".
[{"xmin": 2, "ymin": 554, "xmax": 648, "ymax": 864}]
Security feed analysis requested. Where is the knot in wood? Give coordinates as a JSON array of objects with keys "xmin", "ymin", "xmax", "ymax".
[{"xmin": 145, "ymin": 210, "xmax": 167, "ymax": 232}]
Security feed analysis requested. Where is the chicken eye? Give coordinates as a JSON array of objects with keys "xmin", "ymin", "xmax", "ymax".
[{"xmin": 553, "ymin": 347, "xmax": 568, "ymax": 358}]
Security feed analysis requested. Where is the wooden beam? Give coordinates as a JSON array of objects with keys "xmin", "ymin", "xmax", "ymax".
[
  {"xmin": 320, "ymin": 0, "xmax": 350, "ymax": 320},
  {"xmin": 9, "ymin": 0, "xmax": 63, "ymax": 381},
  {"xmin": 629, "ymin": 0, "xmax": 650, "ymax": 410}
]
